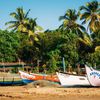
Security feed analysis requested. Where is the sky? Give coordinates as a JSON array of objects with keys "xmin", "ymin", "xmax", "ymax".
[{"xmin": 0, "ymin": 0, "xmax": 98, "ymax": 30}]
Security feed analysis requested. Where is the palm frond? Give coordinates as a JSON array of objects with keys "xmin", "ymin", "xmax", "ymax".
[
  {"xmin": 7, "ymin": 24, "xmax": 17, "ymax": 29},
  {"xmin": 81, "ymin": 20, "xmax": 86, "ymax": 25},
  {"xmin": 16, "ymin": 7, "xmax": 24, "ymax": 21},
  {"xmin": 87, "ymin": 1, "xmax": 98, "ymax": 12},
  {"xmin": 95, "ymin": 46, "xmax": 100, "ymax": 51},
  {"xmin": 10, "ymin": 12, "xmax": 19, "ymax": 20},
  {"xmin": 25, "ymin": 9, "xmax": 31, "ymax": 18},
  {"xmin": 78, "ymin": 24, "xmax": 86, "ymax": 32},
  {"xmin": 35, "ymin": 26, "xmax": 43, "ymax": 31},
  {"xmin": 80, "ymin": 12, "xmax": 90, "ymax": 20},
  {"xmin": 59, "ymin": 16, "xmax": 66, "ymax": 21},
  {"xmin": 79, "ymin": 6, "xmax": 90, "ymax": 12},
  {"xmin": 78, "ymin": 35, "xmax": 92, "ymax": 46},
  {"xmin": 5, "ymin": 21, "xmax": 18, "ymax": 25}
]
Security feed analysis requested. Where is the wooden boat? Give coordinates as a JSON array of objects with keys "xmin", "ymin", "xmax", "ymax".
[
  {"xmin": 85, "ymin": 65, "xmax": 100, "ymax": 86},
  {"xmin": 0, "ymin": 77, "xmax": 23, "ymax": 85},
  {"xmin": 19, "ymin": 71, "xmax": 59, "ymax": 84},
  {"xmin": 0, "ymin": 72, "xmax": 23, "ymax": 85},
  {"xmin": 56, "ymin": 72, "xmax": 90, "ymax": 86}
]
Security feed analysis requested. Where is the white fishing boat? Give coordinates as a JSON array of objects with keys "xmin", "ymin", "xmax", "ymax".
[
  {"xmin": 85, "ymin": 65, "xmax": 100, "ymax": 86},
  {"xmin": 56, "ymin": 72, "xmax": 90, "ymax": 86}
]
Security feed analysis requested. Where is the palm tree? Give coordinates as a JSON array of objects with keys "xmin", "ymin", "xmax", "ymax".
[
  {"xmin": 78, "ymin": 34, "xmax": 93, "ymax": 52},
  {"xmin": 80, "ymin": 0, "xmax": 100, "ymax": 33},
  {"xmin": 5, "ymin": 7, "xmax": 30, "ymax": 32},
  {"xmin": 26, "ymin": 18, "xmax": 43, "ymax": 37},
  {"xmin": 59, "ymin": 9, "xmax": 86, "ymax": 37},
  {"xmin": 6, "ymin": 7, "xmax": 42, "ymax": 41},
  {"xmin": 78, "ymin": 31, "xmax": 100, "ymax": 56}
]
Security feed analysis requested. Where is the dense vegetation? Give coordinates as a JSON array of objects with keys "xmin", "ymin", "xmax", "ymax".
[{"xmin": 0, "ymin": 0, "xmax": 100, "ymax": 72}]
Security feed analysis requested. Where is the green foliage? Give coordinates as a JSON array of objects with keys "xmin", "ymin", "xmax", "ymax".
[
  {"xmin": 0, "ymin": 30, "xmax": 20, "ymax": 62},
  {"xmin": 58, "ymin": 31, "xmax": 79, "ymax": 67},
  {"xmin": 37, "ymin": 30, "xmax": 79, "ymax": 72},
  {"xmin": 85, "ymin": 50, "xmax": 100, "ymax": 67},
  {"xmin": 18, "ymin": 34, "xmax": 40, "ymax": 63},
  {"xmin": 47, "ymin": 50, "xmax": 60, "ymax": 73}
]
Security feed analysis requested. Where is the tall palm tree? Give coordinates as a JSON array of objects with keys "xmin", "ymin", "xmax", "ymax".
[
  {"xmin": 5, "ymin": 7, "xmax": 30, "ymax": 32},
  {"xmin": 80, "ymin": 0, "xmax": 100, "ymax": 33},
  {"xmin": 59, "ymin": 9, "xmax": 86, "ymax": 37},
  {"xmin": 6, "ymin": 7, "xmax": 42, "ymax": 41}
]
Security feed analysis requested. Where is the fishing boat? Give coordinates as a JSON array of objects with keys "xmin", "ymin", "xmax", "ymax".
[
  {"xmin": 19, "ymin": 71, "xmax": 59, "ymax": 84},
  {"xmin": 0, "ymin": 77, "xmax": 23, "ymax": 85},
  {"xmin": 56, "ymin": 72, "xmax": 90, "ymax": 86},
  {"xmin": 85, "ymin": 65, "xmax": 100, "ymax": 86},
  {"xmin": 0, "ymin": 72, "xmax": 23, "ymax": 86}
]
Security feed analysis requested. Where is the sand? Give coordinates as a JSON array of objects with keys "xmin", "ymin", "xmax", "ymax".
[{"xmin": 0, "ymin": 86, "xmax": 100, "ymax": 100}]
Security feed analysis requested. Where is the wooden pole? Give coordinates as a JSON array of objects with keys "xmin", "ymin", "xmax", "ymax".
[{"xmin": 63, "ymin": 57, "xmax": 66, "ymax": 73}]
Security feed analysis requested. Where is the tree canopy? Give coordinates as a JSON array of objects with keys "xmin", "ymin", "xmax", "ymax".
[{"xmin": 0, "ymin": 0, "xmax": 99, "ymax": 73}]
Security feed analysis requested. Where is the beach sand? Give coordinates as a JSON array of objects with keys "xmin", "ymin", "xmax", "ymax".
[{"xmin": 0, "ymin": 86, "xmax": 100, "ymax": 100}]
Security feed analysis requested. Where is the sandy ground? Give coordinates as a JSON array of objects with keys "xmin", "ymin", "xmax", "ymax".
[{"xmin": 0, "ymin": 86, "xmax": 100, "ymax": 100}]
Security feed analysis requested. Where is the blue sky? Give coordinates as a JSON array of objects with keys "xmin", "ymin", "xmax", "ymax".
[{"xmin": 0, "ymin": 0, "xmax": 97, "ymax": 30}]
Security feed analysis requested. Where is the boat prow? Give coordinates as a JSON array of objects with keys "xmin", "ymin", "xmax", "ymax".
[{"xmin": 85, "ymin": 65, "xmax": 100, "ymax": 86}]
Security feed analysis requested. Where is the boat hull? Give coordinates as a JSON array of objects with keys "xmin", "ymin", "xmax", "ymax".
[
  {"xmin": 56, "ymin": 72, "xmax": 90, "ymax": 86},
  {"xmin": 0, "ymin": 77, "xmax": 23, "ymax": 86},
  {"xmin": 19, "ymin": 71, "xmax": 59, "ymax": 84}
]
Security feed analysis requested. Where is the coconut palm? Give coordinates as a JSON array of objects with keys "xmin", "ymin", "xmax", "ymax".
[
  {"xmin": 26, "ymin": 18, "xmax": 43, "ymax": 36},
  {"xmin": 5, "ymin": 7, "xmax": 30, "ymax": 32},
  {"xmin": 80, "ymin": 0, "xmax": 100, "ymax": 33},
  {"xmin": 78, "ymin": 34, "xmax": 93, "ymax": 52},
  {"xmin": 78, "ymin": 31, "xmax": 100, "ymax": 55},
  {"xmin": 59, "ymin": 9, "xmax": 86, "ymax": 37},
  {"xmin": 6, "ymin": 7, "xmax": 43, "ymax": 41}
]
